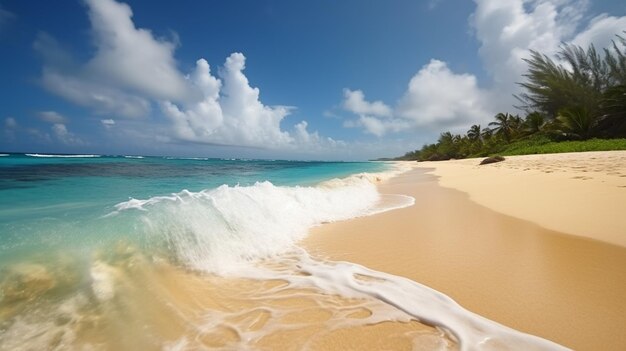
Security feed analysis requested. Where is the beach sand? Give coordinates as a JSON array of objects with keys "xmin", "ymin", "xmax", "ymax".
[{"xmin": 303, "ymin": 151, "xmax": 626, "ymax": 350}]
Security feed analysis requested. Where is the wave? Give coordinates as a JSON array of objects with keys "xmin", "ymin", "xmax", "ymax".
[
  {"xmin": 25, "ymin": 153, "xmax": 101, "ymax": 158},
  {"xmin": 123, "ymin": 155, "xmax": 144, "ymax": 159},
  {"xmin": 164, "ymin": 156, "xmax": 208, "ymax": 160},
  {"xmin": 0, "ymin": 154, "xmax": 9, "ymax": 157},
  {"xmin": 110, "ymin": 168, "xmax": 410, "ymax": 273}
]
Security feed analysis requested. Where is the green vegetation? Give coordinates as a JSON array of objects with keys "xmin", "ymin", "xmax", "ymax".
[
  {"xmin": 501, "ymin": 137, "xmax": 626, "ymax": 156},
  {"xmin": 398, "ymin": 33, "xmax": 626, "ymax": 161}
]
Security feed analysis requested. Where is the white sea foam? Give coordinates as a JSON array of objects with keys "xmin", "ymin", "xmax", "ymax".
[
  {"xmin": 25, "ymin": 153, "xmax": 101, "ymax": 158},
  {"xmin": 112, "ymin": 170, "xmax": 404, "ymax": 273},
  {"xmin": 228, "ymin": 250, "xmax": 568, "ymax": 351},
  {"xmin": 0, "ymin": 154, "xmax": 9, "ymax": 156},
  {"xmin": 123, "ymin": 155, "xmax": 144, "ymax": 159},
  {"xmin": 164, "ymin": 156, "xmax": 209, "ymax": 160},
  {"xmin": 90, "ymin": 261, "xmax": 117, "ymax": 301}
]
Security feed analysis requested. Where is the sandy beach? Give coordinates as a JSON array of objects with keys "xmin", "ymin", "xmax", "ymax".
[{"xmin": 304, "ymin": 151, "xmax": 626, "ymax": 350}]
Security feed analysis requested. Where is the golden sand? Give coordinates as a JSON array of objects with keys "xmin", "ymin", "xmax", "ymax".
[
  {"xmin": 418, "ymin": 151, "xmax": 626, "ymax": 247},
  {"xmin": 304, "ymin": 153, "xmax": 626, "ymax": 351}
]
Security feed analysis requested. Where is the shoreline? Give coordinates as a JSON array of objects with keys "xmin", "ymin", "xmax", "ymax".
[
  {"xmin": 303, "ymin": 155, "xmax": 626, "ymax": 350},
  {"xmin": 417, "ymin": 151, "xmax": 626, "ymax": 247}
]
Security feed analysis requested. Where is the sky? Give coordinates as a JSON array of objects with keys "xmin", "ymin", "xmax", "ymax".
[{"xmin": 1, "ymin": 0, "xmax": 625, "ymax": 160}]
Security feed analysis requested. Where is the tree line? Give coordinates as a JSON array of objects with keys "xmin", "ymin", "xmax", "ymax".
[{"xmin": 399, "ymin": 33, "xmax": 626, "ymax": 161}]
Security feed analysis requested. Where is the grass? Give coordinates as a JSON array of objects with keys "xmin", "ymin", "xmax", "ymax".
[{"xmin": 500, "ymin": 137, "xmax": 626, "ymax": 156}]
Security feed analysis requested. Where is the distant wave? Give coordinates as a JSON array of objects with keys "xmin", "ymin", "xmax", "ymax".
[
  {"xmin": 124, "ymin": 155, "xmax": 144, "ymax": 159},
  {"xmin": 26, "ymin": 154, "xmax": 101, "ymax": 158},
  {"xmin": 164, "ymin": 156, "xmax": 208, "ymax": 160},
  {"xmin": 0, "ymin": 154, "xmax": 9, "ymax": 157}
]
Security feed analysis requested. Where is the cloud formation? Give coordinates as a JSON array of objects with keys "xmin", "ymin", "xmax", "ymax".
[
  {"xmin": 38, "ymin": 111, "xmax": 68, "ymax": 124},
  {"xmin": 396, "ymin": 60, "xmax": 490, "ymax": 127},
  {"xmin": 342, "ymin": 60, "xmax": 491, "ymax": 136},
  {"xmin": 51, "ymin": 123, "xmax": 84, "ymax": 145},
  {"xmin": 35, "ymin": 0, "xmax": 187, "ymax": 118},
  {"xmin": 35, "ymin": 0, "xmax": 338, "ymax": 152},
  {"xmin": 342, "ymin": 0, "xmax": 626, "ymax": 137},
  {"xmin": 343, "ymin": 89, "xmax": 392, "ymax": 118},
  {"xmin": 163, "ymin": 54, "xmax": 339, "ymax": 149}
]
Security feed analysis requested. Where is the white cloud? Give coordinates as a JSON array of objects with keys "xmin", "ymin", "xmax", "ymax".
[
  {"xmin": 4, "ymin": 117, "xmax": 17, "ymax": 129},
  {"xmin": 51, "ymin": 123, "xmax": 84, "ymax": 145},
  {"xmin": 293, "ymin": 121, "xmax": 344, "ymax": 150},
  {"xmin": 572, "ymin": 14, "xmax": 626, "ymax": 50},
  {"xmin": 342, "ymin": 0, "xmax": 626, "ymax": 138},
  {"xmin": 39, "ymin": 67, "xmax": 151, "ymax": 118},
  {"xmin": 38, "ymin": 111, "xmax": 68, "ymax": 124},
  {"xmin": 36, "ymin": 0, "xmax": 188, "ymax": 118},
  {"xmin": 34, "ymin": 0, "xmax": 340, "ymax": 154},
  {"xmin": 83, "ymin": 0, "xmax": 188, "ymax": 100},
  {"xmin": 100, "ymin": 119, "xmax": 116, "ymax": 129},
  {"xmin": 162, "ymin": 53, "xmax": 307, "ymax": 148},
  {"xmin": 397, "ymin": 59, "xmax": 491, "ymax": 126},
  {"xmin": 342, "ymin": 60, "xmax": 491, "ymax": 136},
  {"xmin": 343, "ymin": 89, "xmax": 392, "ymax": 117},
  {"xmin": 472, "ymin": 0, "xmax": 587, "ymax": 89}
]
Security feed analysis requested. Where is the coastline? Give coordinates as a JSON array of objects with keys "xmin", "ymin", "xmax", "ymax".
[
  {"xmin": 303, "ymin": 155, "xmax": 626, "ymax": 350},
  {"xmin": 417, "ymin": 151, "xmax": 626, "ymax": 247}
]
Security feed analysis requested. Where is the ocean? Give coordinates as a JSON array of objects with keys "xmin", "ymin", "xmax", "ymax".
[{"xmin": 0, "ymin": 153, "xmax": 565, "ymax": 350}]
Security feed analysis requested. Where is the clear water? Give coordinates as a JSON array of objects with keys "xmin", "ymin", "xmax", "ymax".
[
  {"xmin": 0, "ymin": 153, "xmax": 567, "ymax": 350},
  {"xmin": 0, "ymin": 154, "xmax": 385, "ymax": 260}
]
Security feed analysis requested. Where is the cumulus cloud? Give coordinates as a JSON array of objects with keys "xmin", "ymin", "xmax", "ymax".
[
  {"xmin": 572, "ymin": 14, "xmax": 626, "ymax": 50},
  {"xmin": 342, "ymin": 60, "xmax": 491, "ymax": 136},
  {"xmin": 34, "ymin": 0, "xmax": 339, "ymax": 153},
  {"xmin": 51, "ymin": 123, "xmax": 84, "ymax": 145},
  {"xmin": 396, "ymin": 60, "xmax": 491, "ymax": 126},
  {"xmin": 342, "ymin": 0, "xmax": 626, "ymax": 137},
  {"xmin": 35, "ymin": 0, "xmax": 187, "ymax": 118},
  {"xmin": 83, "ymin": 0, "xmax": 188, "ymax": 100},
  {"xmin": 162, "ymin": 53, "xmax": 337, "ymax": 149},
  {"xmin": 472, "ymin": 0, "xmax": 586, "ymax": 89},
  {"xmin": 343, "ymin": 89, "xmax": 392, "ymax": 118},
  {"xmin": 38, "ymin": 111, "xmax": 68, "ymax": 124}
]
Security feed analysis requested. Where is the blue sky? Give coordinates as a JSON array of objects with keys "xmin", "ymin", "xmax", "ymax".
[{"xmin": 1, "ymin": 0, "xmax": 625, "ymax": 159}]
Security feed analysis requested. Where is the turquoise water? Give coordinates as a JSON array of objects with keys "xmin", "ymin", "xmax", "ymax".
[
  {"xmin": 0, "ymin": 154, "xmax": 567, "ymax": 350},
  {"xmin": 0, "ymin": 153, "xmax": 386, "ymax": 261}
]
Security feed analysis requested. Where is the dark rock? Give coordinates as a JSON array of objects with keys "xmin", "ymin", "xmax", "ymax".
[{"xmin": 479, "ymin": 155, "xmax": 505, "ymax": 165}]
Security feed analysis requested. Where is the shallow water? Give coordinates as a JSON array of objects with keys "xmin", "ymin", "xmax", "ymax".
[{"xmin": 0, "ymin": 154, "xmax": 566, "ymax": 350}]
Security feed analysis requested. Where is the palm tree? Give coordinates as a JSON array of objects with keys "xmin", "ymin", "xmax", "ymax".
[
  {"xmin": 556, "ymin": 106, "xmax": 597, "ymax": 139},
  {"xmin": 488, "ymin": 113, "xmax": 514, "ymax": 142},
  {"xmin": 467, "ymin": 124, "xmax": 482, "ymax": 141},
  {"xmin": 481, "ymin": 127, "xmax": 493, "ymax": 140},
  {"xmin": 510, "ymin": 114, "xmax": 524, "ymax": 139},
  {"xmin": 524, "ymin": 112, "xmax": 545, "ymax": 134},
  {"xmin": 598, "ymin": 84, "xmax": 626, "ymax": 136}
]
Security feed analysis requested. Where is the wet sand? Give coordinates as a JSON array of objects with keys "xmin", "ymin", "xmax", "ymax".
[{"xmin": 303, "ymin": 161, "xmax": 626, "ymax": 351}]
